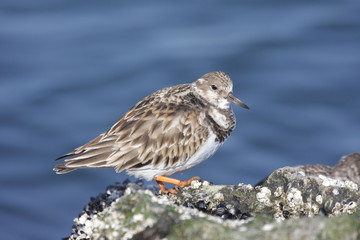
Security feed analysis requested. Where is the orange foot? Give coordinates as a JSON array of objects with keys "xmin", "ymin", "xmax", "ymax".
[{"xmin": 153, "ymin": 176, "xmax": 200, "ymax": 194}]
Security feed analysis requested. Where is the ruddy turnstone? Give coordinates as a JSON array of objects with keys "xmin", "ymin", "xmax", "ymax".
[{"xmin": 54, "ymin": 71, "xmax": 249, "ymax": 194}]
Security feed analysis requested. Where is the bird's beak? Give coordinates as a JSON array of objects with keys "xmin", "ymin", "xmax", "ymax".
[{"xmin": 227, "ymin": 92, "xmax": 250, "ymax": 109}]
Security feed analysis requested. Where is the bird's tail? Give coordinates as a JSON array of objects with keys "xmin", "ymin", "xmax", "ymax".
[{"xmin": 53, "ymin": 162, "xmax": 77, "ymax": 174}]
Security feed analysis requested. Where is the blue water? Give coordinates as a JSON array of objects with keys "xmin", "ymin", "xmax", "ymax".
[{"xmin": 1, "ymin": 1, "xmax": 360, "ymax": 239}]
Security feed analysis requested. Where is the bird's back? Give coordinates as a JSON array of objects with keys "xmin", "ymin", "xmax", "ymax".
[{"xmin": 54, "ymin": 84, "xmax": 212, "ymax": 179}]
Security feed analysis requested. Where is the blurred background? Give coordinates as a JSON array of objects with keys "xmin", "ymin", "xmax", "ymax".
[{"xmin": 1, "ymin": 0, "xmax": 359, "ymax": 239}]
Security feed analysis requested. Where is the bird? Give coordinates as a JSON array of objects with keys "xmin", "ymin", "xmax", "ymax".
[{"xmin": 54, "ymin": 71, "xmax": 249, "ymax": 194}]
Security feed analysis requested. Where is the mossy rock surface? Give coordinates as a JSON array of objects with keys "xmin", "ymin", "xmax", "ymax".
[
  {"xmin": 66, "ymin": 153, "xmax": 360, "ymax": 240},
  {"xmin": 68, "ymin": 187, "xmax": 360, "ymax": 240}
]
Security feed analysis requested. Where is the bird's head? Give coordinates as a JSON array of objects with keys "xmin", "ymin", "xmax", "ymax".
[{"xmin": 192, "ymin": 71, "xmax": 249, "ymax": 110}]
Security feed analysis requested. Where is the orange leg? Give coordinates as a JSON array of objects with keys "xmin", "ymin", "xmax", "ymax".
[
  {"xmin": 153, "ymin": 176, "xmax": 200, "ymax": 194},
  {"xmin": 155, "ymin": 180, "xmax": 178, "ymax": 194}
]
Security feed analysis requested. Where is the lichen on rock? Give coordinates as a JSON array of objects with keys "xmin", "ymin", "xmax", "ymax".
[{"xmin": 65, "ymin": 153, "xmax": 360, "ymax": 240}]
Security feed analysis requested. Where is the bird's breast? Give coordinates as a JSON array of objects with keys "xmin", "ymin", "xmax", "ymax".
[{"xmin": 205, "ymin": 107, "xmax": 235, "ymax": 142}]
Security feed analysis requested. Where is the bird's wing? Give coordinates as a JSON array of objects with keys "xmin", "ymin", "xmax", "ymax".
[{"xmin": 54, "ymin": 92, "xmax": 209, "ymax": 173}]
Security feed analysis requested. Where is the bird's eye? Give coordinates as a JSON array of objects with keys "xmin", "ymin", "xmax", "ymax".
[{"xmin": 211, "ymin": 85, "xmax": 218, "ymax": 90}]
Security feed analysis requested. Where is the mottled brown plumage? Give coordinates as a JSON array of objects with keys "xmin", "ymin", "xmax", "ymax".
[{"xmin": 54, "ymin": 71, "xmax": 249, "ymax": 193}]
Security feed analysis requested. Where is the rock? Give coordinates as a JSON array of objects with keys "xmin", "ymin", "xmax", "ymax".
[
  {"xmin": 168, "ymin": 167, "xmax": 359, "ymax": 220},
  {"xmin": 64, "ymin": 153, "xmax": 360, "ymax": 240},
  {"xmin": 294, "ymin": 153, "xmax": 360, "ymax": 186}
]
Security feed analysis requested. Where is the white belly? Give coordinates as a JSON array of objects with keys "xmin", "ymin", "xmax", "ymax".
[{"xmin": 127, "ymin": 131, "xmax": 222, "ymax": 181}]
